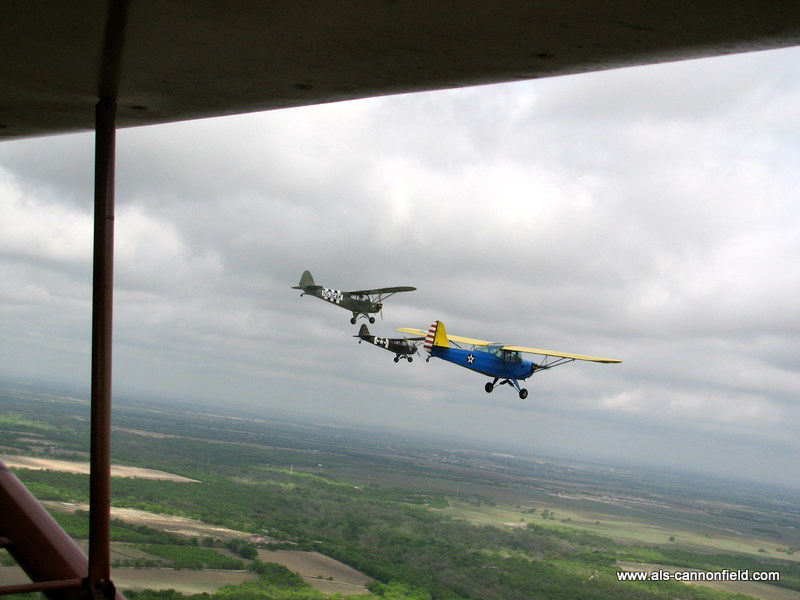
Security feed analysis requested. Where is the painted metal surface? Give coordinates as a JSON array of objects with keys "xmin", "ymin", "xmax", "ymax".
[{"xmin": 4, "ymin": 1, "xmax": 800, "ymax": 140}]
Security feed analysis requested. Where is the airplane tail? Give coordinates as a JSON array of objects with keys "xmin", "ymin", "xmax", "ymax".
[
  {"xmin": 356, "ymin": 324, "xmax": 370, "ymax": 338},
  {"xmin": 424, "ymin": 320, "xmax": 449, "ymax": 354},
  {"xmin": 293, "ymin": 270, "xmax": 316, "ymax": 289}
]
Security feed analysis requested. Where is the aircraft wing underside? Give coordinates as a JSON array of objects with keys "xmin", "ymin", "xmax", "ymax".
[{"xmin": 351, "ymin": 286, "xmax": 417, "ymax": 295}]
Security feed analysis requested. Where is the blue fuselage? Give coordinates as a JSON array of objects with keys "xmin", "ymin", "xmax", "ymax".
[{"xmin": 430, "ymin": 344, "xmax": 536, "ymax": 381}]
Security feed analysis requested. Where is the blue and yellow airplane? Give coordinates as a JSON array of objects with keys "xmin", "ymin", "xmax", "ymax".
[{"xmin": 397, "ymin": 321, "xmax": 621, "ymax": 399}]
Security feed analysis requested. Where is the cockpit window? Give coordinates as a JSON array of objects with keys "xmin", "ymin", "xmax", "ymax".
[
  {"xmin": 473, "ymin": 346, "xmax": 522, "ymax": 363},
  {"xmin": 474, "ymin": 344, "xmax": 508, "ymax": 358}
]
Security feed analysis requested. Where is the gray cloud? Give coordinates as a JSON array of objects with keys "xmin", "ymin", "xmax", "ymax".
[{"xmin": 1, "ymin": 47, "xmax": 798, "ymax": 487}]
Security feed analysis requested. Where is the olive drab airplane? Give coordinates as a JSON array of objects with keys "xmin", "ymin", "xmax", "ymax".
[
  {"xmin": 355, "ymin": 324, "xmax": 423, "ymax": 362},
  {"xmin": 398, "ymin": 320, "xmax": 622, "ymax": 399},
  {"xmin": 293, "ymin": 270, "xmax": 416, "ymax": 324}
]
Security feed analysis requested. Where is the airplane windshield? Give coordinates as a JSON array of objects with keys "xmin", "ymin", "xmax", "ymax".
[
  {"xmin": 474, "ymin": 345, "xmax": 521, "ymax": 363},
  {"xmin": 474, "ymin": 344, "xmax": 504, "ymax": 357}
]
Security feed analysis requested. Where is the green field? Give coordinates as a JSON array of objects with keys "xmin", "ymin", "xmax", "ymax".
[
  {"xmin": 1, "ymin": 376, "xmax": 798, "ymax": 600},
  {"xmin": 443, "ymin": 496, "xmax": 792, "ymax": 558},
  {"xmin": 326, "ymin": 454, "xmax": 799, "ymax": 561}
]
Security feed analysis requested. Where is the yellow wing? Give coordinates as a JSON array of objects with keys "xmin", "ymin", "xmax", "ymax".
[
  {"xmin": 503, "ymin": 345, "xmax": 622, "ymax": 363},
  {"xmin": 446, "ymin": 334, "xmax": 494, "ymax": 346},
  {"xmin": 396, "ymin": 327, "xmax": 494, "ymax": 347},
  {"xmin": 396, "ymin": 327, "xmax": 426, "ymax": 337}
]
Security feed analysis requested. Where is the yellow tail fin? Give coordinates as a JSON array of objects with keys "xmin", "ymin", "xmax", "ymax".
[{"xmin": 424, "ymin": 320, "xmax": 449, "ymax": 354}]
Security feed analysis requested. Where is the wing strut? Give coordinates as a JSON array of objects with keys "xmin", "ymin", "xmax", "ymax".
[
  {"xmin": 89, "ymin": 2, "xmax": 131, "ymax": 596},
  {"xmin": 0, "ymin": 2, "xmax": 129, "ymax": 599}
]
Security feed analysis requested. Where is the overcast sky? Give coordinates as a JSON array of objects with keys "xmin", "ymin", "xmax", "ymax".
[{"xmin": 2, "ymin": 46, "xmax": 799, "ymax": 489}]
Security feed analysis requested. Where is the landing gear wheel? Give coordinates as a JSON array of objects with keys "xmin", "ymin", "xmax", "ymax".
[
  {"xmin": 350, "ymin": 317, "xmax": 357, "ymax": 324},
  {"xmin": 393, "ymin": 356, "xmax": 399, "ymax": 363},
  {"xmin": 485, "ymin": 382, "xmax": 494, "ymax": 393},
  {"xmin": 519, "ymin": 389, "xmax": 528, "ymax": 400},
  {"xmin": 369, "ymin": 317, "xmax": 375, "ymax": 323},
  {"xmin": 407, "ymin": 356, "xmax": 413, "ymax": 363}
]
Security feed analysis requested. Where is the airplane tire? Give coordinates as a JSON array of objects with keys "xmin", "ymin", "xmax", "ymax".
[
  {"xmin": 519, "ymin": 389, "xmax": 528, "ymax": 400},
  {"xmin": 350, "ymin": 317, "xmax": 356, "ymax": 324},
  {"xmin": 485, "ymin": 382, "xmax": 494, "ymax": 393},
  {"xmin": 394, "ymin": 356, "xmax": 399, "ymax": 363},
  {"xmin": 369, "ymin": 317, "xmax": 375, "ymax": 323},
  {"xmin": 407, "ymin": 356, "xmax": 413, "ymax": 362}
]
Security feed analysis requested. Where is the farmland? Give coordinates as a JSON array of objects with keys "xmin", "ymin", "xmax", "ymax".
[{"xmin": 1, "ymin": 376, "xmax": 799, "ymax": 600}]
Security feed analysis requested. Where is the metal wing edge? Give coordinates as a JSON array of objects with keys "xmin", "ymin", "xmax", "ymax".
[
  {"xmin": 503, "ymin": 345, "xmax": 622, "ymax": 363},
  {"xmin": 396, "ymin": 327, "xmax": 426, "ymax": 336},
  {"xmin": 447, "ymin": 334, "xmax": 493, "ymax": 346},
  {"xmin": 351, "ymin": 286, "xmax": 417, "ymax": 294},
  {"xmin": 396, "ymin": 327, "xmax": 493, "ymax": 347}
]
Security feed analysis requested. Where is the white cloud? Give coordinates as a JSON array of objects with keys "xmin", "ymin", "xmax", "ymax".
[{"xmin": 0, "ymin": 169, "xmax": 92, "ymax": 265}]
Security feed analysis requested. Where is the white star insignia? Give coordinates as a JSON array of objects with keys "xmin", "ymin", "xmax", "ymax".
[{"xmin": 467, "ymin": 354, "xmax": 475, "ymax": 364}]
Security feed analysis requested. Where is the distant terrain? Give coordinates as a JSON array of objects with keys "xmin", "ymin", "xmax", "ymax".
[
  {"xmin": 0, "ymin": 455, "xmax": 199, "ymax": 482},
  {"xmin": 1, "ymin": 375, "xmax": 798, "ymax": 600}
]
